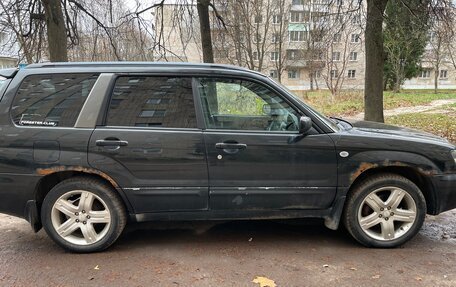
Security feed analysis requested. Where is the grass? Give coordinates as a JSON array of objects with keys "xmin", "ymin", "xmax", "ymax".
[{"xmin": 297, "ymin": 90, "xmax": 456, "ymax": 117}]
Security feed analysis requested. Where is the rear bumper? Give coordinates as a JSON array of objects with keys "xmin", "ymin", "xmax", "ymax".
[{"xmin": 432, "ymin": 173, "xmax": 456, "ymax": 214}]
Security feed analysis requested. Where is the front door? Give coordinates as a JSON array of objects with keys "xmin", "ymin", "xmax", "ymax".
[
  {"xmin": 196, "ymin": 77, "xmax": 337, "ymax": 211},
  {"xmin": 88, "ymin": 75, "xmax": 208, "ymax": 213}
]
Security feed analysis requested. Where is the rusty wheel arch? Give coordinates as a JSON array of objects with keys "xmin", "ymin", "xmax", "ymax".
[
  {"xmin": 347, "ymin": 165, "xmax": 437, "ymax": 215},
  {"xmin": 34, "ymin": 166, "xmax": 130, "ymax": 214}
]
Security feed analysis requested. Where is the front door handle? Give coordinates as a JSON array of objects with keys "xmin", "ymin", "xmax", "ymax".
[
  {"xmin": 215, "ymin": 142, "xmax": 247, "ymax": 150},
  {"xmin": 96, "ymin": 139, "xmax": 129, "ymax": 147},
  {"xmin": 215, "ymin": 142, "xmax": 247, "ymax": 155}
]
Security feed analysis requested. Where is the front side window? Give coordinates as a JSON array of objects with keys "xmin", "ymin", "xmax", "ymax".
[
  {"xmin": 11, "ymin": 73, "xmax": 98, "ymax": 127},
  {"xmin": 106, "ymin": 76, "xmax": 197, "ymax": 128},
  {"xmin": 197, "ymin": 78, "xmax": 300, "ymax": 132}
]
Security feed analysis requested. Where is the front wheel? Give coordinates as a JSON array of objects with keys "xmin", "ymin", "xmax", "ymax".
[
  {"xmin": 41, "ymin": 177, "xmax": 127, "ymax": 253},
  {"xmin": 343, "ymin": 173, "xmax": 426, "ymax": 248}
]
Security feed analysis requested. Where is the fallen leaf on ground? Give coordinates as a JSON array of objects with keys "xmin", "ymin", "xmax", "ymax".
[
  {"xmin": 94, "ymin": 265, "xmax": 100, "ymax": 270},
  {"xmin": 323, "ymin": 264, "xmax": 329, "ymax": 268},
  {"xmin": 252, "ymin": 276, "xmax": 276, "ymax": 287},
  {"xmin": 372, "ymin": 275, "xmax": 381, "ymax": 279},
  {"xmin": 350, "ymin": 267, "xmax": 357, "ymax": 271},
  {"xmin": 415, "ymin": 277, "xmax": 423, "ymax": 281}
]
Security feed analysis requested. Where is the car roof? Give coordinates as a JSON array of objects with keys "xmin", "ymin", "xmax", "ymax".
[{"xmin": 25, "ymin": 62, "xmax": 266, "ymax": 77}]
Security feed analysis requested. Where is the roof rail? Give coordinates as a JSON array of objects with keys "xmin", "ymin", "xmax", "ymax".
[
  {"xmin": 24, "ymin": 61, "xmax": 266, "ymax": 77},
  {"xmin": 0, "ymin": 68, "xmax": 18, "ymax": 79}
]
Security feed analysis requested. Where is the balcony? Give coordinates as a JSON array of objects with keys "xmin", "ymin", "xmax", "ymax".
[{"xmin": 286, "ymin": 59, "xmax": 308, "ymax": 68}]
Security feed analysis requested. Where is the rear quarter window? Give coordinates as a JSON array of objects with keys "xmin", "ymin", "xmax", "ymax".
[{"xmin": 11, "ymin": 73, "xmax": 99, "ymax": 127}]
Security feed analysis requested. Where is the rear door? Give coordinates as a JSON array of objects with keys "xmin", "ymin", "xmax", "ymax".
[{"xmin": 88, "ymin": 75, "xmax": 208, "ymax": 213}]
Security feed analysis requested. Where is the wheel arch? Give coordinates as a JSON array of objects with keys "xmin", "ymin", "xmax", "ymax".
[
  {"xmin": 347, "ymin": 166, "xmax": 437, "ymax": 214},
  {"xmin": 34, "ymin": 167, "xmax": 132, "ymax": 216}
]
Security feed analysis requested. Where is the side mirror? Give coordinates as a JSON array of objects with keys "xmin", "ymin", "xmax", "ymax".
[{"xmin": 299, "ymin": 116, "xmax": 312, "ymax": 134}]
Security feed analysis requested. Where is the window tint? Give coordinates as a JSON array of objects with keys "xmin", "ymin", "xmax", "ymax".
[
  {"xmin": 12, "ymin": 73, "xmax": 98, "ymax": 127},
  {"xmin": 197, "ymin": 78, "xmax": 300, "ymax": 132},
  {"xmin": 106, "ymin": 77, "xmax": 197, "ymax": 128}
]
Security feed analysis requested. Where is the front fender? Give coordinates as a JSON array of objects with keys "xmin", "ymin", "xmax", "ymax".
[{"xmin": 338, "ymin": 150, "xmax": 441, "ymax": 187}]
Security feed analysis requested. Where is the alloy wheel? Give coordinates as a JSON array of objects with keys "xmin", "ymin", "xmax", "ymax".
[
  {"xmin": 51, "ymin": 190, "xmax": 112, "ymax": 245},
  {"xmin": 357, "ymin": 186, "xmax": 417, "ymax": 241}
]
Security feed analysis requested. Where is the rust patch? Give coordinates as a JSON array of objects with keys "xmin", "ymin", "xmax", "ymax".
[
  {"xmin": 350, "ymin": 162, "xmax": 379, "ymax": 182},
  {"xmin": 36, "ymin": 166, "xmax": 119, "ymax": 188},
  {"xmin": 351, "ymin": 160, "xmax": 438, "ymax": 182}
]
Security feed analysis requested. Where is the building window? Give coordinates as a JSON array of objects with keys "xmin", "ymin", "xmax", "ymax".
[
  {"xmin": 440, "ymin": 70, "xmax": 448, "ymax": 79},
  {"xmin": 348, "ymin": 69, "xmax": 356, "ymax": 78},
  {"xmin": 272, "ymin": 15, "xmax": 282, "ymax": 24},
  {"xmin": 351, "ymin": 15, "xmax": 360, "ymax": 24},
  {"xmin": 253, "ymin": 33, "xmax": 262, "ymax": 43},
  {"xmin": 313, "ymin": 70, "xmax": 321, "ymax": 78},
  {"xmin": 269, "ymin": 70, "xmax": 278, "ymax": 78},
  {"xmin": 288, "ymin": 70, "xmax": 300, "ymax": 79},
  {"xmin": 330, "ymin": 70, "xmax": 338, "ymax": 79},
  {"xmin": 254, "ymin": 14, "xmax": 263, "ymax": 24},
  {"xmin": 289, "ymin": 31, "xmax": 306, "ymax": 42},
  {"xmin": 332, "ymin": 52, "xmax": 341, "ymax": 61},
  {"xmin": 351, "ymin": 34, "xmax": 360, "ymax": 43},
  {"xmin": 333, "ymin": 33, "xmax": 341, "ymax": 43},
  {"xmin": 271, "ymin": 33, "xmax": 280, "ymax": 43},
  {"xmin": 270, "ymin": 51, "xmax": 280, "ymax": 61},
  {"xmin": 287, "ymin": 49, "xmax": 301, "ymax": 60},
  {"xmin": 290, "ymin": 11, "xmax": 305, "ymax": 23},
  {"xmin": 349, "ymin": 51, "xmax": 358, "ymax": 61},
  {"xmin": 420, "ymin": 69, "xmax": 431, "ymax": 78},
  {"xmin": 252, "ymin": 51, "xmax": 259, "ymax": 61}
]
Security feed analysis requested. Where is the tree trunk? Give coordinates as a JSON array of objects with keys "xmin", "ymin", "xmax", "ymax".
[
  {"xmin": 197, "ymin": 0, "xmax": 214, "ymax": 63},
  {"xmin": 364, "ymin": 0, "xmax": 388, "ymax": 122},
  {"xmin": 41, "ymin": 0, "xmax": 68, "ymax": 62},
  {"xmin": 434, "ymin": 65, "xmax": 439, "ymax": 94}
]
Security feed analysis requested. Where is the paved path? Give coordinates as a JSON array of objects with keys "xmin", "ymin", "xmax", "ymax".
[{"xmin": 351, "ymin": 98, "xmax": 456, "ymax": 120}]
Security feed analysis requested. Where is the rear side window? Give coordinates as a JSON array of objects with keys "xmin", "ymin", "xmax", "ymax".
[
  {"xmin": 11, "ymin": 73, "xmax": 99, "ymax": 127},
  {"xmin": 106, "ymin": 76, "xmax": 197, "ymax": 128}
]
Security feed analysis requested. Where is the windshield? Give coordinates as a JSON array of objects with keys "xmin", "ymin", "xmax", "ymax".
[{"xmin": 270, "ymin": 77, "xmax": 340, "ymax": 132}]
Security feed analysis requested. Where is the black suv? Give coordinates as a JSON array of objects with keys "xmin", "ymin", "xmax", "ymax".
[{"xmin": 0, "ymin": 62, "xmax": 455, "ymax": 252}]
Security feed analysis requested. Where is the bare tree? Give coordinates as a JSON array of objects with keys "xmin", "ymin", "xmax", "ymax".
[{"xmin": 0, "ymin": 0, "xmax": 46, "ymax": 63}]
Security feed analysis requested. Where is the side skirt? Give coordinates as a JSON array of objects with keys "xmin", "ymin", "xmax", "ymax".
[{"xmin": 132, "ymin": 206, "xmax": 344, "ymax": 230}]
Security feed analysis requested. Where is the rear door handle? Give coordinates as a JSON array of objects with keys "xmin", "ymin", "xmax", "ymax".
[
  {"xmin": 96, "ymin": 139, "xmax": 129, "ymax": 147},
  {"xmin": 215, "ymin": 143, "xmax": 247, "ymax": 150}
]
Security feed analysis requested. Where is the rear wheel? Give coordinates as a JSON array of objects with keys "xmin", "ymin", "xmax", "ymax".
[
  {"xmin": 343, "ymin": 173, "xmax": 426, "ymax": 248},
  {"xmin": 41, "ymin": 177, "xmax": 127, "ymax": 253}
]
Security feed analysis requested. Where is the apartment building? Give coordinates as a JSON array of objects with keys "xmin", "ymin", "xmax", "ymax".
[
  {"xmin": 0, "ymin": 32, "xmax": 18, "ymax": 69},
  {"xmin": 155, "ymin": 1, "xmax": 455, "ymax": 91}
]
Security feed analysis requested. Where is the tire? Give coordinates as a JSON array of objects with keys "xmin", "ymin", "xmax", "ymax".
[
  {"xmin": 41, "ymin": 177, "xmax": 127, "ymax": 253},
  {"xmin": 343, "ymin": 173, "xmax": 426, "ymax": 248}
]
